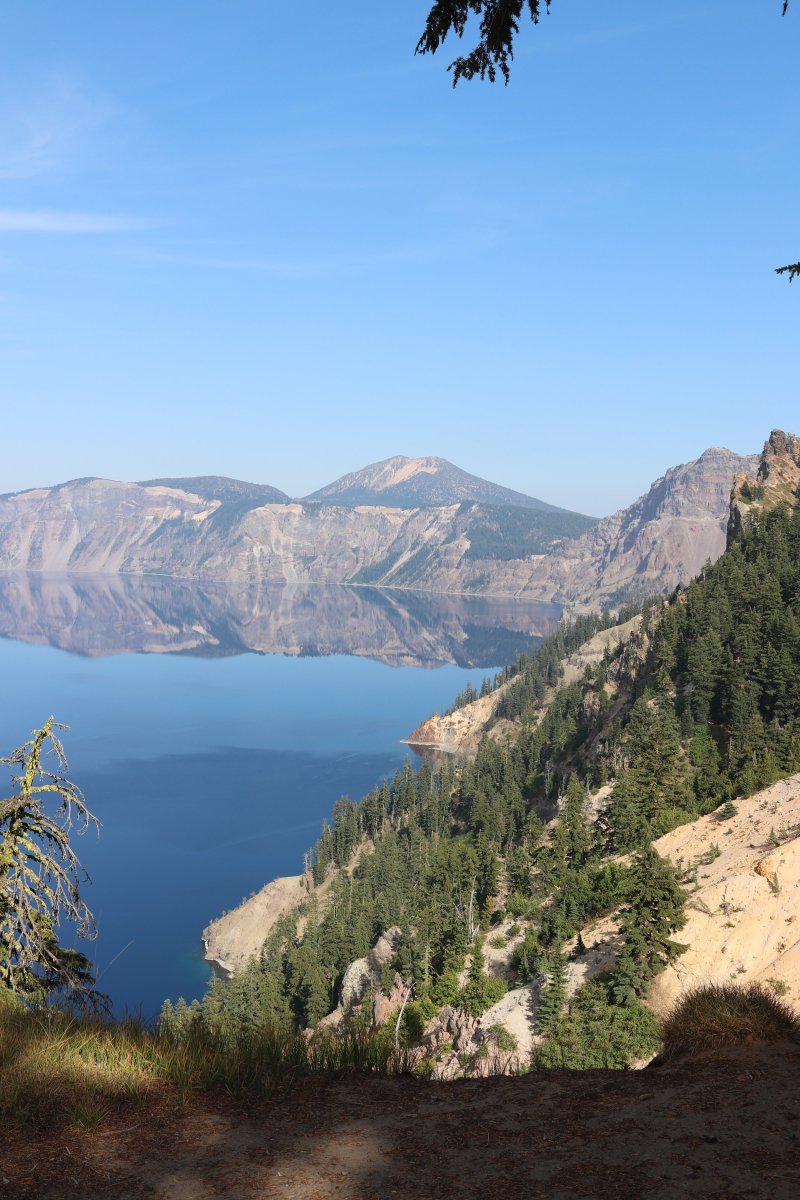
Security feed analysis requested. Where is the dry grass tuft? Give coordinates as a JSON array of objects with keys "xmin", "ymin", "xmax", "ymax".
[
  {"xmin": 660, "ymin": 982, "xmax": 800, "ymax": 1061},
  {"xmin": 0, "ymin": 991, "xmax": 419, "ymax": 1128}
]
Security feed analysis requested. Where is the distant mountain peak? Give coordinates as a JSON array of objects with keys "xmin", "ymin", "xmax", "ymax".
[{"xmin": 306, "ymin": 455, "xmax": 581, "ymax": 515}]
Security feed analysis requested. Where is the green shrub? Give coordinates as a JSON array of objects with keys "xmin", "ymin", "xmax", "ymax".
[
  {"xmin": 488, "ymin": 1022, "xmax": 518, "ymax": 1053},
  {"xmin": 535, "ymin": 979, "xmax": 660, "ymax": 1069},
  {"xmin": 512, "ymin": 928, "xmax": 540, "ymax": 983},
  {"xmin": 429, "ymin": 970, "xmax": 461, "ymax": 1007},
  {"xmin": 660, "ymin": 983, "xmax": 800, "ymax": 1060},
  {"xmin": 459, "ymin": 974, "xmax": 508, "ymax": 1018},
  {"xmin": 505, "ymin": 891, "xmax": 539, "ymax": 920},
  {"xmin": 399, "ymin": 1001, "xmax": 430, "ymax": 1045}
]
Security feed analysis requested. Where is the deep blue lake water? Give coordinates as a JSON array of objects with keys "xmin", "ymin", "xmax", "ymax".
[{"xmin": 0, "ymin": 574, "xmax": 561, "ymax": 1018}]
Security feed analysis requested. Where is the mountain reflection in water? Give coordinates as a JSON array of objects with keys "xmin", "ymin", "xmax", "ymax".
[{"xmin": 0, "ymin": 573, "xmax": 564, "ymax": 668}]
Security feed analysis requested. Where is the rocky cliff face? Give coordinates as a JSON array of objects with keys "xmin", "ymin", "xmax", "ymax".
[
  {"xmin": 0, "ymin": 484, "xmax": 578, "ymax": 589},
  {"xmin": 728, "ymin": 429, "xmax": 800, "ymax": 544},
  {"xmin": 479, "ymin": 446, "xmax": 760, "ymax": 610},
  {"xmin": 0, "ymin": 478, "xmax": 215, "ymax": 575},
  {"xmin": 0, "ymin": 445, "xmax": 758, "ymax": 609}
]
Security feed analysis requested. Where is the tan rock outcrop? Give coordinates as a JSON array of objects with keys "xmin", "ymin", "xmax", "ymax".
[
  {"xmin": 647, "ymin": 774, "xmax": 800, "ymax": 1013},
  {"xmin": 202, "ymin": 874, "xmax": 311, "ymax": 977},
  {"xmin": 336, "ymin": 927, "xmax": 404, "ymax": 1011},
  {"xmin": 728, "ymin": 429, "xmax": 800, "ymax": 544}
]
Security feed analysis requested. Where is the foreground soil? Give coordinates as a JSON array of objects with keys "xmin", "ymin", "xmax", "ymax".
[{"xmin": 5, "ymin": 1042, "xmax": 800, "ymax": 1200}]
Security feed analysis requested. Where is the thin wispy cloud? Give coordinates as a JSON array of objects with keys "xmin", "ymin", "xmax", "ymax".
[
  {"xmin": 0, "ymin": 73, "xmax": 112, "ymax": 181},
  {"xmin": 0, "ymin": 211, "xmax": 149, "ymax": 233}
]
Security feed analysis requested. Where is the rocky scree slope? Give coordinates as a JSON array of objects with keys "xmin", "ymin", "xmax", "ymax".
[{"xmin": 481, "ymin": 445, "xmax": 759, "ymax": 609}]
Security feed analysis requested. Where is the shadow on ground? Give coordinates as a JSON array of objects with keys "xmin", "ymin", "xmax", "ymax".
[{"xmin": 5, "ymin": 1042, "xmax": 800, "ymax": 1199}]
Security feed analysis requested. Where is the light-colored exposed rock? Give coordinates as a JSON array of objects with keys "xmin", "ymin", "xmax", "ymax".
[
  {"xmin": 202, "ymin": 874, "xmax": 310, "ymax": 977},
  {"xmin": 319, "ymin": 929, "xmax": 406, "ymax": 1031},
  {"xmin": 404, "ymin": 681, "xmax": 515, "ymax": 754},
  {"xmin": 372, "ymin": 975, "xmax": 407, "ymax": 1028},
  {"xmin": 578, "ymin": 774, "xmax": 800, "ymax": 1015},
  {"xmin": 338, "ymin": 959, "xmax": 375, "ymax": 1012},
  {"xmin": 204, "ymin": 839, "xmax": 375, "ymax": 981},
  {"xmin": 486, "ymin": 445, "xmax": 760, "ymax": 610},
  {"xmin": 473, "ymin": 983, "xmax": 539, "ymax": 1062},
  {"xmin": 338, "ymin": 927, "xmax": 403, "ymax": 1010},
  {"xmin": 306, "ymin": 454, "xmax": 564, "ymax": 511},
  {"xmin": 648, "ymin": 773, "xmax": 800, "ymax": 1012}
]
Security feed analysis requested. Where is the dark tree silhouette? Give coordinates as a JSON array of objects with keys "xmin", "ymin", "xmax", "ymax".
[{"xmin": 416, "ymin": 0, "xmax": 553, "ymax": 85}]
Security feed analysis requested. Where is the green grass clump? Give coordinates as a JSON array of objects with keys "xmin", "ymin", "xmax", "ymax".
[{"xmin": 660, "ymin": 983, "xmax": 800, "ymax": 1060}]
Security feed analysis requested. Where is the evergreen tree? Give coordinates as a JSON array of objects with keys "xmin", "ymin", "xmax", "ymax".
[
  {"xmin": 536, "ymin": 951, "xmax": 568, "ymax": 1034},
  {"xmin": 561, "ymin": 774, "xmax": 590, "ymax": 869},
  {"xmin": 612, "ymin": 844, "xmax": 687, "ymax": 1005}
]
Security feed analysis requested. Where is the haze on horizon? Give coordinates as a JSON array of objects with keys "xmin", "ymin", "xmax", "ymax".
[{"xmin": 0, "ymin": 1, "xmax": 796, "ymax": 516}]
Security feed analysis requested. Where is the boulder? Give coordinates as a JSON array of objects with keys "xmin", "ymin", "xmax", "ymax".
[
  {"xmin": 337, "ymin": 927, "xmax": 403, "ymax": 1013},
  {"xmin": 338, "ymin": 957, "xmax": 373, "ymax": 1011}
]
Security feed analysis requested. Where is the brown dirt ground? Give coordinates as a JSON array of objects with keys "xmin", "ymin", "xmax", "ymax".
[{"xmin": 3, "ymin": 1042, "xmax": 800, "ymax": 1200}]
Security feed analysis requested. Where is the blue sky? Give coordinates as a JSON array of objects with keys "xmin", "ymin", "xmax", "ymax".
[{"xmin": 0, "ymin": 1, "xmax": 797, "ymax": 516}]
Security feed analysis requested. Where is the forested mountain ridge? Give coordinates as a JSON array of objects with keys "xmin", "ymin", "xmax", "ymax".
[
  {"xmin": 179, "ymin": 431, "xmax": 800, "ymax": 1072},
  {"xmin": 0, "ymin": 445, "xmax": 756, "ymax": 607},
  {"xmin": 405, "ymin": 613, "xmax": 643, "ymax": 755},
  {"xmin": 137, "ymin": 475, "xmax": 291, "ymax": 505}
]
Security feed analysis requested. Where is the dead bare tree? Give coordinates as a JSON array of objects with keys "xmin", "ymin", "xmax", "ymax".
[
  {"xmin": 0, "ymin": 718, "xmax": 103, "ymax": 1008},
  {"xmin": 454, "ymin": 878, "xmax": 478, "ymax": 941}
]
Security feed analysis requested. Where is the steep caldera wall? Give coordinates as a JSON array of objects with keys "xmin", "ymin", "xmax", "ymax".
[{"xmin": 0, "ymin": 446, "xmax": 757, "ymax": 606}]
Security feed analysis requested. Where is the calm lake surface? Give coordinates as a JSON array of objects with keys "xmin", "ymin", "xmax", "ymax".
[{"xmin": 0, "ymin": 573, "xmax": 562, "ymax": 1018}]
